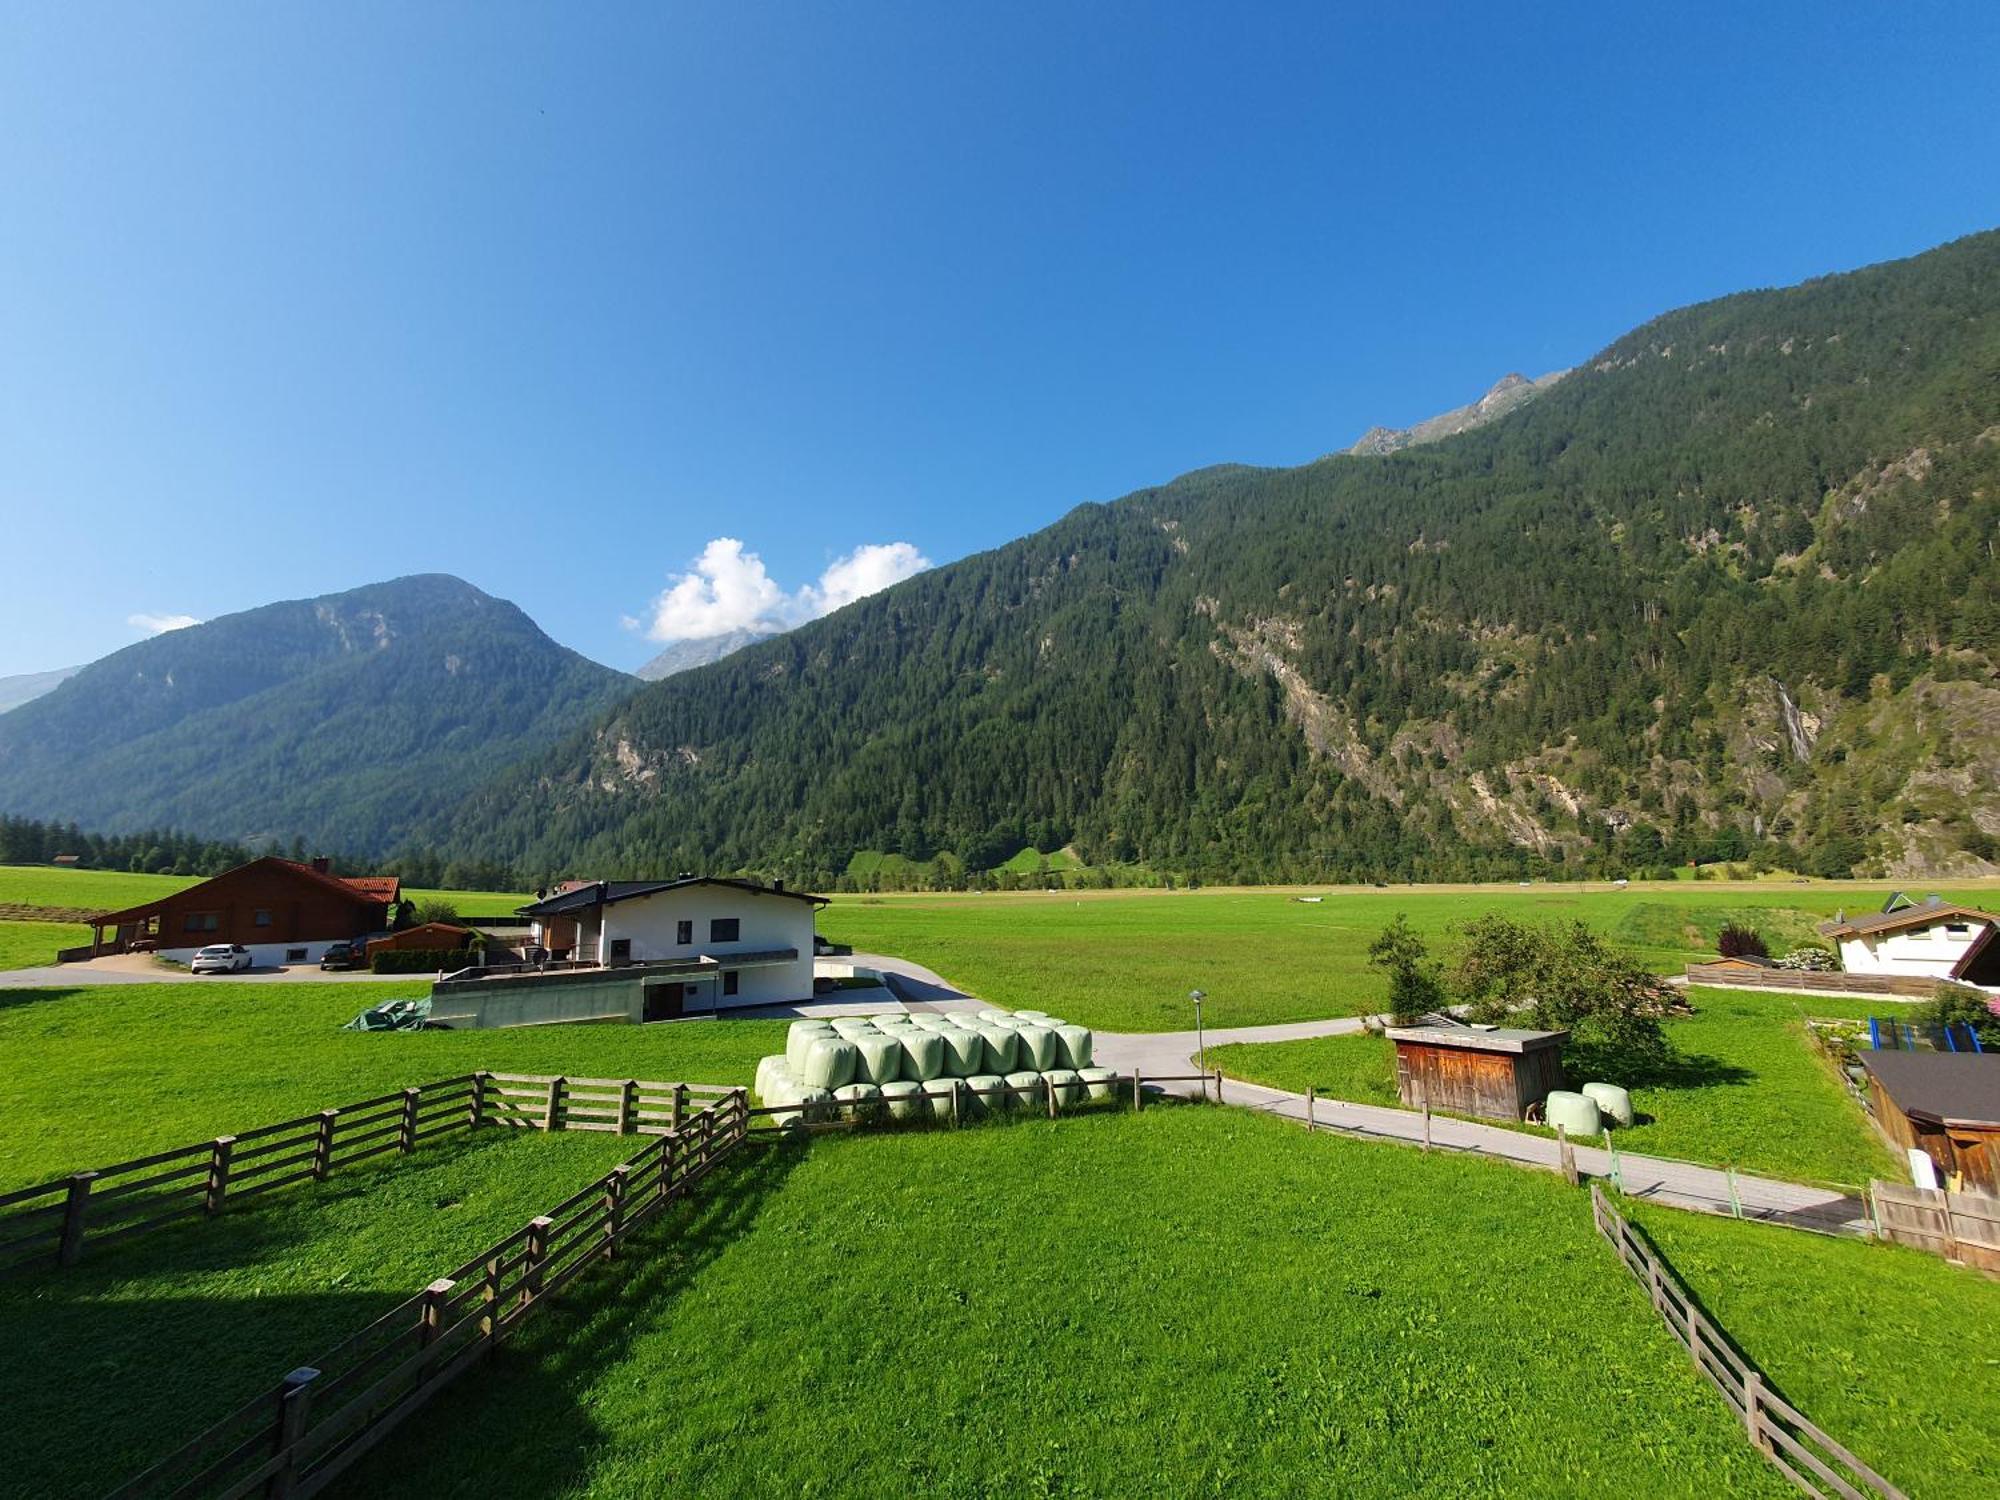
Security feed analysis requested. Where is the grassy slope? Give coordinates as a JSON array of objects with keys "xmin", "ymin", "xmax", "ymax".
[
  {"xmin": 1625, "ymin": 1200, "xmax": 2000, "ymax": 1499},
  {"xmin": 1212, "ymin": 987, "xmax": 1902, "ymax": 1186},
  {"xmin": 818, "ymin": 882, "xmax": 1997, "ymax": 1032},
  {"xmin": 0, "ymin": 918, "xmax": 89, "ymax": 969},
  {"xmin": 345, "ymin": 1110, "xmax": 1787, "ymax": 1500},
  {"xmin": 0, "ymin": 982, "xmax": 787, "ymax": 1189},
  {"xmin": 5, "ymin": 1128, "xmax": 640, "ymax": 1500}
]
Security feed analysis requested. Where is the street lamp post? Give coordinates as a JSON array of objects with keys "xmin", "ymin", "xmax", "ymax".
[{"xmin": 1189, "ymin": 989, "xmax": 1207, "ymax": 1101}]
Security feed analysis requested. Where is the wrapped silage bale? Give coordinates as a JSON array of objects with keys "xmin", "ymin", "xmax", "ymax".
[
  {"xmin": 1054, "ymin": 1024, "xmax": 1093, "ymax": 1070},
  {"xmin": 1038, "ymin": 1017, "xmax": 1068, "ymax": 1030},
  {"xmin": 1077, "ymin": 1066, "xmax": 1120, "ymax": 1101},
  {"xmin": 879, "ymin": 1080, "xmax": 924, "ymax": 1120},
  {"xmin": 833, "ymin": 1082, "xmax": 882, "ymax": 1121},
  {"xmin": 831, "ymin": 1019, "xmax": 878, "ymax": 1040},
  {"xmin": 853, "ymin": 1033, "xmax": 907, "ymax": 1087},
  {"xmin": 1581, "ymin": 1082, "xmax": 1635, "ymax": 1129},
  {"xmin": 1044, "ymin": 1068, "xmax": 1085, "ymax": 1108},
  {"xmin": 941, "ymin": 1027, "xmax": 985, "ymax": 1078},
  {"xmin": 921, "ymin": 1077, "xmax": 959, "ymax": 1118},
  {"xmin": 1002, "ymin": 1070, "xmax": 1042, "ymax": 1109},
  {"xmin": 910, "ymin": 1015, "xmax": 952, "ymax": 1033},
  {"xmin": 786, "ymin": 1021, "xmax": 836, "ymax": 1072},
  {"xmin": 961, "ymin": 1073, "xmax": 1004, "ymax": 1116},
  {"xmin": 977, "ymin": 1026, "xmax": 1020, "ymax": 1074},
  {"xmin": 977, "ymin": 1008, "xmax": 1010, "ymax": 1023},
  {"xmin": 899, "ymin": 1029, "xmax": 947, "ymax": 1082},
  {"xmin": 801, "ymin": 1037, "xmax": 860, "ymax": 1091},
  {"xmin": 1015, "ymin": 1009, "xmax": 1050, "ymax": 1023},
  {"xmin": 1543, "ymin": 1090, "xmax": 1602, "ymax": 1137},
  {"xmin": 754, "ymin": 1054, "xmax": 793, "ymax": 1102},
  {"xmin": 1015, "ymin": 1025, "xmax": 1059, "ymax": 1072}
]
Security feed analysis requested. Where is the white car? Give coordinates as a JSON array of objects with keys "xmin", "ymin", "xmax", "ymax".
[{"xmin": 190, "ymin": 943, "xmax": 253, "ymax": 974}]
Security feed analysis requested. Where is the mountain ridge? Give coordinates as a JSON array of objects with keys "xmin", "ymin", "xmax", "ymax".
[{"xmin": 1345, "ymin": 369, "xmax": 1568, "ymax": 456}]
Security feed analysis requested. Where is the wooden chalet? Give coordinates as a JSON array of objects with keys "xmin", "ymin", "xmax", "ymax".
[{"xmin": 81, "ymin": 856, "xmax": 402, "ymax": 966}]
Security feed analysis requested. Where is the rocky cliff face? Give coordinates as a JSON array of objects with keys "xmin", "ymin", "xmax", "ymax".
[
  {"xmin": 1346, "ymin": 370, "xmax": 1568, "ymax": 456},
  {"xmin": 635, "ymin": 628, "xmax": 769, "ymax": 681}
]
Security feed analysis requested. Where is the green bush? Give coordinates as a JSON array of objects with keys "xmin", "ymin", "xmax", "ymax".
[
  {"xmin": 369, "ymin": 948, "xmax": 475, "ymax": 975},
  {"xmin": 1919, "ymin": 984, "xmax": 2000, "ymax": 1048}
]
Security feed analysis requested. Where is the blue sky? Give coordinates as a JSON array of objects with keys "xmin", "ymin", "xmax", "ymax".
[{"xmin": 2, "ymin": 2, "xmax": 1997, "ymax": 676}]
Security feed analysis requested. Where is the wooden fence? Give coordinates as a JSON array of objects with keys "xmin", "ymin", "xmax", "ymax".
[
  {"xmin": 1590, "ymin": 1186, "xmax": 1905, "ymax": 1500},
  {"xmin": 0, "ymin": 1072, "xmax": 738, "ymax": 1275},
  {"xmin": 107, "ymin": 1091, "xmax": 751, "ymax": 1500},
  {"xmin": 1869, "ymin": 1180, "xmax": 2000, "ymax": 1273},
  {"xmin": 1684, "ymin": 965, "xmax": 1935, "ymax": 998}
]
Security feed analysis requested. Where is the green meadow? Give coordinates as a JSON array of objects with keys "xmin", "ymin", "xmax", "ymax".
[
  {"xmin": 0, "ymin": 862, "xmax": 532, "ymax": 916},
  {"xmin": 817, "ymin": 881, "xmax": 1996, "ymax": 1032},
  {"xmin": 1211, "ymin": 987, "xmax": 1903, "ymax": 1186},
  {"xmin": 338, "ymin": 1110, "xmax": 1790, "ymax": 1500},
  {"xmin": 1624, "ymin": 1199, "xmax": 2000, "ymax": 1499}
]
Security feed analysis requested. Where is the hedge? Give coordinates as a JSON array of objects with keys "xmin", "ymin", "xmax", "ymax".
[{"xmin": 369, "ymin": 948, "xmax": 476, "ymax": 974}]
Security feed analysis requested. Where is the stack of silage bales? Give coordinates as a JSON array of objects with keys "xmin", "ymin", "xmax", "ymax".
[{"xmin": 753, "ymin": 1009, "xmax": 1109, "ymax": 1124}]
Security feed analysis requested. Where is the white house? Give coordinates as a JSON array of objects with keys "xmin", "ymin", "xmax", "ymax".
[
  {"xmin": 519, "ymin": 877, "xmax": 824, "ymax": 1011},
  {"xmin": 1819, "ymin": 895, "xmax": 2000, "ymax": 990}
]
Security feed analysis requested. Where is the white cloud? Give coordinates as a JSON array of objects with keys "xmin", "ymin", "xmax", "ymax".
[
  {"xmin": 129, "ymin": 612, "xmax": 201, "ymax": 635},
  {"xmin": 633, "ymin": 536, "xmax": 932, "ymax": 643}
]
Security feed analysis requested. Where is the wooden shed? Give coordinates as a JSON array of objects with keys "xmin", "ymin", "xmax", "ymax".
[
  {"xmin": 1384, "ymin": 1023, "xmax": 1569, "ymax": 1122},
  {"xmin": 1861, "ymin": 1052, "xmax": 2000, "ymax": 1195}
]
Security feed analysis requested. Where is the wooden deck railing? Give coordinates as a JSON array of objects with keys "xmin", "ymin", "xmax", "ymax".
[
  {"xmin": 105, "ymin": 1091, "xmax": 750, "ymax": 1500},
  {"xmin": 0, "ymin": 1073, "xmax": 739, "ymax": 1275},
  {"xmin": 1684, "ymin": 964, "xmax": 1935, "ymax": 998},
  {"xmin": 1590, "ymin": 1186, "xmax": 1906, "ymax": 1499}
]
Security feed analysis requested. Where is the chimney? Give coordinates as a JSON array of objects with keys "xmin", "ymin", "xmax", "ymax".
[{"xmin": 311, "ymin": 856, "xmax": 331, "ymax": 875}]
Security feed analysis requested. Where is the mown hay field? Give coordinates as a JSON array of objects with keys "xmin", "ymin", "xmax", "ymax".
[{"xmin": 817, "ymin": 881, "xmax": 2000, "ymax": 1031}]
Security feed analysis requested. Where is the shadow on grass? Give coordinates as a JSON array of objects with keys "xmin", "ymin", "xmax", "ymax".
[
  {"xmin": 1566, "ymin": 1044, "xmax": 1754, "ymax": 1093},
  {"xmin": 332, "ymin": 1137, "xmax": 810, "ymax": 1500}
]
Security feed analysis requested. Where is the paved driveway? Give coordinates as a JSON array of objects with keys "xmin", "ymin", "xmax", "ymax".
[{"xmin": 0, "ymin": 954, "xmax": 420, "ymax": 986}]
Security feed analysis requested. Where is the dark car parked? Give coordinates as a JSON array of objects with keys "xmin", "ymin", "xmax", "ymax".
[{"xmin": 320, "ymin": 940, "xmax": 361, "ymax": 971}]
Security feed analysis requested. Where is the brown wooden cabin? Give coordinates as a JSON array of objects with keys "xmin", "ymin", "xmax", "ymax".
[
  {"xmin": 1384, "ymin": 1023, "xmax": 1569, "ymax": 1122},
  {"xmin": 365, "ymin": 922, "xmax": 475, "ymax": 958},
  {"xmin": 1862, "ymin": 1051, "xmax": 2000, "ymax": 1195},
  {"xmin": 83, "ymin": 856, "xmax": 400, "ymax": 962}
]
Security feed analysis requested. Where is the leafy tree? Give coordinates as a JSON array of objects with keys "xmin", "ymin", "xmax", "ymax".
[
  {"xmin": 1445, "ymin": 915, "xmax": 1673, "ymax": 1068},
  {"xmin": 1717, "ymin": 923, "xmax": 1769, "ymax": 959},
  {"xmin": 1367, "ymin": 915, "xmax": 1444, "ymax": 1025},
  {"xmin": 1918, "ymin": 985, "xmax": 2000, "ymax": 1049}
]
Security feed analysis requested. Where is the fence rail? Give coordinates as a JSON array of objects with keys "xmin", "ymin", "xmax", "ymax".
[
  {"xmin": 1590, "ymin": 1186, "xmax": 1906, "ymax": 1500},
  {"xmin": 105, "ymin": 1090, "xmax": 751, "ymax": 1500},
  {"xmin": 0, "ymin": 1073, "xmax": 742, "ymax": 1275},
  {"xmin": 1869, "ymin": 1180, "xmax": 2000, "ymax": 1273},
  {"xmin": 1684, "ymin": 965, "xmax": 1935, "ymax": 998},
  {"xmin": 742, "ymin": 1069, "xmax": 1219, "ymax": 1131}
]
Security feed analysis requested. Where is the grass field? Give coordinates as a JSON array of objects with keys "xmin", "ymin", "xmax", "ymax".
[
  {"xmin": 5, "ymin": 1127, "xmax": 642, "ymax": 1499},
  {"xmin": 1624, "ymin": 1199, "xmax": 2000, "ymax": 1499},
  {"xmin": 0, "ymin": 982, "xmax": 787, "ymax": 1189},
  {"xmin": 341, "ymin": 1109, "xmax": 1789, "ymax": 1499},
  {"xmin": 0, "ymin": 917, "xmax": 88, "ymax": 969},
  {"xmin": 817, "ymin": 881, "xmax": 1997, "ymax": 1032},
  {"xmin": 1210, "ymin": 987, "xmax": 1902, "ymax": 1186}
]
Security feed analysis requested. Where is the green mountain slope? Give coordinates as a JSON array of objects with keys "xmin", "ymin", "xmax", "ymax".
[
  {"xmin": 0, "ymin": 575, "xmax": 633, "ymax": 853},
  {"xmin": 433, "ymin": 232, "xmax": 2000, "ymax": 885}
]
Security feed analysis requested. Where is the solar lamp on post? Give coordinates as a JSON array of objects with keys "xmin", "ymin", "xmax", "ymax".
[{"xmin": 1190, "ymin": 989, "xmax": 1207, "ymax": 1100}]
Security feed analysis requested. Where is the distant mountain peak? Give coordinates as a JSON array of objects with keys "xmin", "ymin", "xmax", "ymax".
[
  {"xmin": 1345, "ymin": 368, "xmax": 1568, "ymax": 456},
  {"xmin": 635, "ymin": 627, "xmax": 771, "ymax": 681}
]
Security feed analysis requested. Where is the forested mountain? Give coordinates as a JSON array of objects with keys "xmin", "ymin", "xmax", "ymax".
[
  {"xmin": 415, "ymin": 231, "xmax": 2000, "ymax": 889},
  {"xmin": 0, "ymin": 575, "xmax": 632, "ymax": 854}
]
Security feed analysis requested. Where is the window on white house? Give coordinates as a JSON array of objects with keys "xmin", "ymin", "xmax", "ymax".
[
  {"xmin": 710, "ymin": 918, "xmax": 740, "ymax": 943},
  {"xmin": 722, "ymin": 971, "xmax": 739, "ymax": 996},
  {"xmin": 610, "ymin": 938, "xmax": 631, "ymax": 961},
  {"xmin": 676, "ymin": 919, "xmax": 693, "ymax": 945}
]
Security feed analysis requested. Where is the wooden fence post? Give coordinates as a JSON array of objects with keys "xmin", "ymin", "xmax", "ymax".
[
  {"xmin": 419, "ymin": 1278, "xmax": 454, "ymax": 1348},
  {"xmin": 603, "ymin": 1166, "xmax": 630, "ymax": 1260},
  {"xmin": 468, "ymin": 1072, "xmax": 489, "ymax": 1130},
  {"xmin": 544, "ymin": 1077, "xmax": 567, "ymax": 1132},
  {"xmin": 1421, "ymin": 1105, "xmax": 1432, "ymax": 1153},
  {"xmin": 522, "ymin": 1216, "xmax": 553, "ymax": 1306},
  {"xmin": 616, "ymin": 1080, "xmax": 637, "ymax": 1136},
  {"xmin": 950, "ymin": 1080, "xmax": 963, "ymax": 1127},
  {"xmin": 1132, "ymin": 1070, "xmax": 1143, "ymax": 1113},
  {"xmin": 399, "ymin": 1089, "xmax": 421, "ymax": 1154},
  {"xmin": 479, "ymin": 1253, "xmax": 503, "ymax": 1338},
  {"xmin": 267, "ymin": 1365, "xmax": 321, "ymax": 1500},
  {"xmin": 1557, "ymin": 1124, "xmax": 1577, "ymax": 1186},
  {"xmin": 1743, "ymin": 1371, "xmax": 1766, "ymax": 1452},
  {"xmin": 205, "ymin": 1136, "xmax": 236, "ymax": 1216},
  {"xmin": 1306, "ymin": 1086, "xmax": 1316, "ymax": 1131},
  {"xmin": 58, "ymin": 1170, "xmax": 97, "ymax": 1266},
  {"xmin": 672, "ymin": 1084, "xmax": 687, "ymax": 1130},
  {"xmin": 1045, "ymin": 1076, "xmax": 1057, "ymax": 1120},
  {"xmin": 1685, "ymin": 1297, "xmax": 1701, "ymax": 1368},
  {"xmin": 312, "ymin": 1111, "xmax": 337, "ymax": 1181},
  {"xmin": 1214, "ymin": 1070, "xmax": 1224, "ymax": 1103},
  {"xmin": 1645, "ymin": 1250, "xmax": 1663, "ymax": 1311}
]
